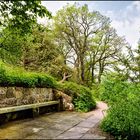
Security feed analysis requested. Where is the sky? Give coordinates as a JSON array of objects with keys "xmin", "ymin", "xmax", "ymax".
[{"xmin": 41, "ymin": 1, "xmax": 140, "ymax": 49}]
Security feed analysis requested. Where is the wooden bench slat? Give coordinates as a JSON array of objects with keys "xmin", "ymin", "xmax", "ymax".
[{"xmin": 0, "ymin": 101, "xmax": 59, "ymax": 114}]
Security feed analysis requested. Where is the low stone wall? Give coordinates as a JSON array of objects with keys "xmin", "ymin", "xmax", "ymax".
[
  {"xmin": 0, "ymin": 87, "xmax": 74, "ymax": 111},
  {"xmin": 0, "ymin": 87, "xmax": 55, "ymax": 108}
]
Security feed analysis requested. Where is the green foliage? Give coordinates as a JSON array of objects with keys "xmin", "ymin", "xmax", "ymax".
[
  {"xmin": 101, "ymin": 93, "xmax": 140, "ymax": 140},
  {"xmin": 90, "ymin": 83, "xmax": 101, "ymax": 99},
  {"xmin": 0, "ymin": 28, "xmax": 25, "ymax": 64},
  {"xmin": 99, "ymin": 74, "xmax": 140, "ymax": 139},
  {"xmin": 0, "ymin": 1, "xmax": 51, "ymax": 34},
  {"xmin": 0, "ymin": 61, "xmax": 57, "ymax": 88},
  {"xmin": 35, "ymin": 74, "xmax": 57, "ymax": 88},
  {"xmin": 24, "ymin": 28, "xmax": 71, "ymax": 81},
  {"xmin": 99, "ymin": 74, "xmax": 130, "ymax": 105},
  {"xmin": 0, "ymin": 63, "xmax": 6, "ymax": 84},
  {"xmin": 58, "ymin": 82, "xmax": 96, "ymax": 112}
]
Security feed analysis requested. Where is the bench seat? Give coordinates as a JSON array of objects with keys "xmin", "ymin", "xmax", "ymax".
[{"xmin": 0, "ymin": 101, "xmax": 59, "ymax": 114}]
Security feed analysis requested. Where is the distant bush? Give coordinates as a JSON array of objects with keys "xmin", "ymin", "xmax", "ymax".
[
  {"xmin": 90, "ymin": 83, "xmax": 101, "ymax": 99},
  {"xmin": 101, "ymin": 94, "xmax": 140, "ymax": 140},
  {"xmin": 58, "ymin": 82, "xmax": 96, "ymax": 112}
]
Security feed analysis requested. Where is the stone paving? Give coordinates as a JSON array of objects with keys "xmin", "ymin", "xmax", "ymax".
[{"xmin": 0, "ymin": 101, "xmax": 108, "ymax": 139}]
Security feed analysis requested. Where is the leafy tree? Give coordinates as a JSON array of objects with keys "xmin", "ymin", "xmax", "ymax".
[
  {"xmin": 54, "ymin": 3, "xmax": 109, "ymax": 84},
  {"xmin": 89, "ymin": 26, "xmax": 126, "ymax": 83},
  {"xmin": 18, "ymin": 25, "xmax": 72, "ymax": 81},
  {"xmin": 54, "ymin": 3, "xmax": 127, "ymax": 84}
]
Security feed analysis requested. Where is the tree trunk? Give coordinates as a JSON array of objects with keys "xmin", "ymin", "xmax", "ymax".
[
  {"xmin": 74, "ymin": 56, "xmax": 80, "ymax": 83},
  {"xmin": 91, "ymin": 64, "xmax": 95, "ymax": 83},
  {"xmin": 98, "ymin": 61, "xmax": 104, "ymax": 83},
  {"xmin": 80, "ymin": 56, "xmax": 85, "ymax": 84},
  {"xmin": 91, "ymin": 58, "xmax": 96, "ymax": 83}
]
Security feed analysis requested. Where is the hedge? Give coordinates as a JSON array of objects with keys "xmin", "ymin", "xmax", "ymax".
[{"xmin": 0, "ymin": 61, "xmax": 57, "ymax": 88}]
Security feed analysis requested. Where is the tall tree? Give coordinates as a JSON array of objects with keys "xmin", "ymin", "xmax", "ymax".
[
  {"xmin": 54, "ymin": 3, "xmax": 109, "ymax": 84},
  {"xmin": 135, "ymin": 42, "xmax": 140, "ymax": 82}
]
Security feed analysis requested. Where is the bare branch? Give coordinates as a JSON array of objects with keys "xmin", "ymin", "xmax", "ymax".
[{"xmin": 59, "ymin": 72, "xmax": 72, "ymax": 83}]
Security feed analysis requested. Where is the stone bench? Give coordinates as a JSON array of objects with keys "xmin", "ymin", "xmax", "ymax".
[{"xmin": 0, "ymin": 101, "xmax": 60, "ymax": 124}]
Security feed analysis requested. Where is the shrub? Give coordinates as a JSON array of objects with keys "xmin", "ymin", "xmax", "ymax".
[
  {"xmin": 99, "ymin": 75, "xmax": 140, "ymax": 139},
  {"xmin": 91, "ymin": 83, "xmax": 101, "ymax": 99},
  {"xmin": 101, "ymin": 94, "xmax": 140, "ymax": 140},
  {"xmin": 8, "ymin": 72, "xmax": 38, "ymax": 87},
  {"xmin": 0, "ymin": 61, "xmax": 57, "ymax": 88},
  {"xmin": 35, "ymin": 73, "xmax": 57, "ymax": 88},
  {"xmin": 99, "ymin": 78, "xmax": 130, "ymax": 105},
  {"xmin": 59, "ymin": 82, "xmax": 96, "ymax": 112}
]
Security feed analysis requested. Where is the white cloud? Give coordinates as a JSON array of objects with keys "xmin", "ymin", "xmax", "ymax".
[
  {"xmin": 41, "ymin": 1, "xmax": 96, "ymax": 15},
  {"xmin": 131, "ymin": 1, "xmax": 140, "ymax": 11},
  {"xmin": 41, "ymin": 1, "xmax": 76, "ymax": 15},
  {"xmin": 102, "ymin": 1, "xmax": 140, "ymax": 49},
  {"xmin": 112, "ymin": 18, "xmax": 140, "ymax": 48},
  {"xmin": 38, "ymin": 1, "xmax": 74, "ymax": 25}
]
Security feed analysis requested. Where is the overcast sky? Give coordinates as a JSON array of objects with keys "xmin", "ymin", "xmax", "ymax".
[{"xmin": 41, "ymin": 1, "xmax": 140, "ymax": 48}]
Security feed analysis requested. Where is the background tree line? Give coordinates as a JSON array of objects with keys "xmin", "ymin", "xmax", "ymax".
[{"xmin": 0, "ymin": 1, "xmax": 139, "ymax": 86}]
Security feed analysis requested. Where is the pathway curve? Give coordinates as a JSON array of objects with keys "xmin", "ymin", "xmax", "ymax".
[{"xmin": 0, "ymin": 101, "xmax": 109, "ymax": 139}]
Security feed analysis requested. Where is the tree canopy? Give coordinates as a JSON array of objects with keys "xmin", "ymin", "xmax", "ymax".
[{"xmin": 0, "ymin": 2, "xmax": 139, "ymax": 84}]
